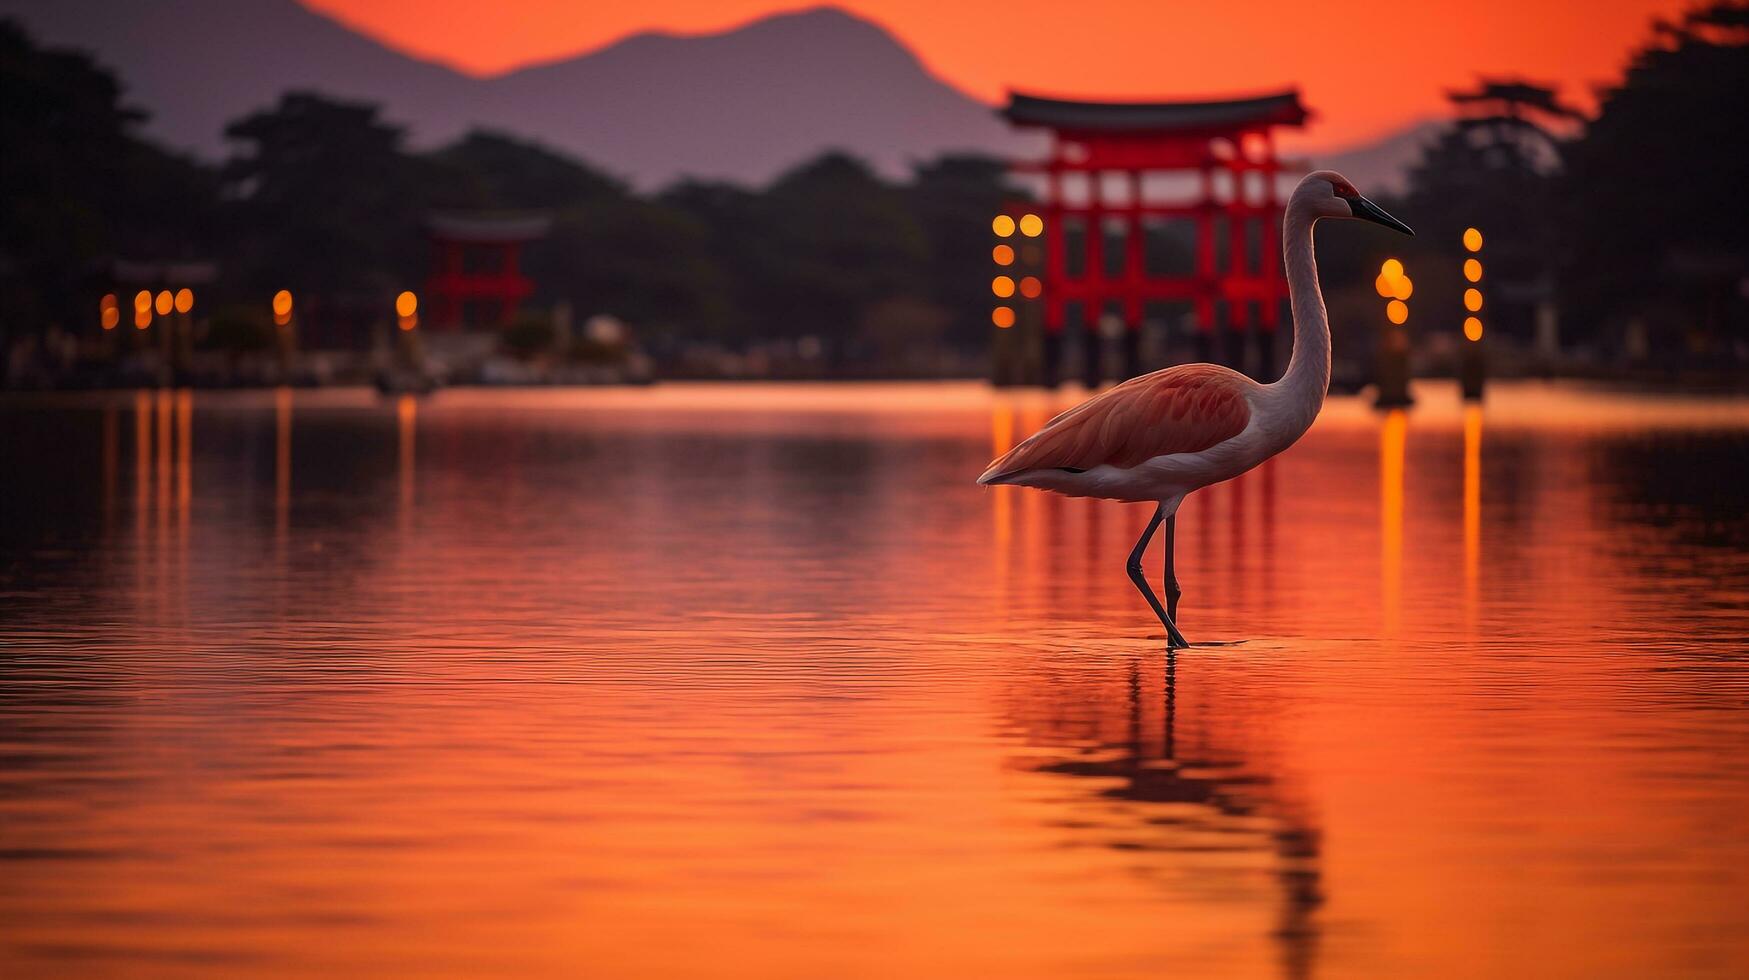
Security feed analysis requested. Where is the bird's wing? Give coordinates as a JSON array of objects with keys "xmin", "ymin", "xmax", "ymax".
[{"xmin": 980, "ymin": 364, "xmax": 1252, "ymax": 481}]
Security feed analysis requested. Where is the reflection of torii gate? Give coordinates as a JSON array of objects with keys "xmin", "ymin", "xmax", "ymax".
[{"xmin": 999, "ymin": 91, "xmax": 1309, "ymax": 388}]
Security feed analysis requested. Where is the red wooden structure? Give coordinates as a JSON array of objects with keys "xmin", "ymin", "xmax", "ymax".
[
  {"xmin": 1000, "ymin": 91, "xmax": 1309, "ymax": 385},
  {"xmin": 424, "ymin": 214, "xmax": 552, "ymax": 330}
]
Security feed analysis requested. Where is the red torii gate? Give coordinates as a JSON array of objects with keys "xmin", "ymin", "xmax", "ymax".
[
  {"xmin": 424, "ymin": 213, "xmax": 552, "ymax": 331},
  {"xmin": 1000, "ymin": 91, "xmax": 1309, "ymax": 386}
]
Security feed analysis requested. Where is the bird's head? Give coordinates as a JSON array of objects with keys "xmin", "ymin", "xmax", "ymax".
[{"xmin": 1295, "ymin": 170, "xmax": 1414, "ymax": 235}]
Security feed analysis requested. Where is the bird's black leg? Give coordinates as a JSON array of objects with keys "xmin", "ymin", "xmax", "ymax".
[
  {"xmin": 1162, "ymin": 513, "xmax": 1182, "ymax": 626},
  {"xmin": 1127, "ymin": 503, "xmax": 1190, "ymax": 648}
]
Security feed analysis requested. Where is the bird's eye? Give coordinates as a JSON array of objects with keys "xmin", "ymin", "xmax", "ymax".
[{"xmin": 1331, "ymin": 180, "xmax": 1357, "ymax": 198}]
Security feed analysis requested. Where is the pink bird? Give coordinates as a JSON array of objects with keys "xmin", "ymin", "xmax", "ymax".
[{"xmin": 978, "ymin": 171, "xmax": 1412, "ymax": 646}]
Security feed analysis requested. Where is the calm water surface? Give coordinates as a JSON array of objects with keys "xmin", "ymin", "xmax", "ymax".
[{"xmin": 2, "ymin": 381, "xmax": 1747, "ymax": 978}]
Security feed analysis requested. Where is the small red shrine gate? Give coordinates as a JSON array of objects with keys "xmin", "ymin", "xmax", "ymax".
[
  {"xmin": 999, "ymin": 91, "xmax": 1309, "ymax": 385},
  {"xmin": 424, "ymin": 213, "xmax": 552, "ymax": 330}
]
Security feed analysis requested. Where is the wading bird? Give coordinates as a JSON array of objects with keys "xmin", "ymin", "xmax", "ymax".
[{"xmin": 978, "ymin": 171, "xmax": 1411, "ymax": 646}]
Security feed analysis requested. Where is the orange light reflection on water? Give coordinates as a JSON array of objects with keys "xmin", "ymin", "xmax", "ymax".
[
  {"xmin": 1379, "ymin": 407, "xmax": 1406, "ymax": 636},
  {"xmin": 1463, "ymin": 404, "xmax": 1482, "ymax": 617},
  {"xmin": 275, "ymin": 385, "xmax": 292, "ymax": 548},
  {"xmin": 398, "ymin": 393, "xmax": 417, "ymax": 524}
]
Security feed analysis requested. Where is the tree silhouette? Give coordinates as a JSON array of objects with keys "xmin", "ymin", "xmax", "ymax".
[
  {"xmin": 429, "ymin": 130, "xmax": 625, "ymax": 211},
  {"xmin": 757, "ymin": 152, "xmax": 930, "ymax": 356},
  {"xmin": 907, "ymin": 155, "xmax": 1015, "ymax": 349},
  {"xmin": 0, "ymin": 20, "xmax": 211, "ymax": 342},
  {"xmin": 1559, "ymin": 1, "xmax": 1749, "ymax": 355},
  {"xmin": 222, "ymin": 92, "xmax": 425, "ymax": 306},
  {"xmin": 1401, "ymin": 79, "xmax": 1579, "ymax": 344}
]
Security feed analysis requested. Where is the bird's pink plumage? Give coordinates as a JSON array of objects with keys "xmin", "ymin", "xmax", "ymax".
[{"xmin": 984, "ymin": 364, "xmax": 1251, "ymax": 477}]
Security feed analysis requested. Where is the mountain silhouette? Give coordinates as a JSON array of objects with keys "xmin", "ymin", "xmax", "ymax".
[
  {"xmin": 1, "ymin": 0, "xmax": 475, "ymax": 158},
  {"xmin": 2, "ymin": 0, "xmax": 1422, "ymax": 190},
  {"xmin": 477, "ymin": 7, "xmax": 1033, "ymax": 187},
  {"xmin": 2, "ymin": 1, "xmax": 1027, "ymax": 187},
  {"xmin": 1314, "ymin": 120, "xmax": 1443, "ymax": 195}
]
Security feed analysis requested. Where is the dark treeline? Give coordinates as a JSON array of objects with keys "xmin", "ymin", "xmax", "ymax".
[
  {"xmin": 1, "ymin": 21, "xmax": 216, "ymax": 338},
  {"xmin": 0, "ymin": 18, "xmax": 1006, "ymax": 367},
  {"xmin": 1328, "ymin": 1, "xmax": 1749, "ymax": 362},
  {"xmin": 4, "ymin": 4, "xmax": 1747, "ymax": 368}
]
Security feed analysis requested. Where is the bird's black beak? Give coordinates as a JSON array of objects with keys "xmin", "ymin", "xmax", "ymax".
[{"xmin": 1347, "ymin": 195, "xmax": 1414, "ymax": 236}]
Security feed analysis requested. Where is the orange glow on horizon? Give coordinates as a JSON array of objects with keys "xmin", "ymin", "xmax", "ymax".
[{"xmin": 299, "ymin": 1, "xmax": 1684, "ymax": 151}]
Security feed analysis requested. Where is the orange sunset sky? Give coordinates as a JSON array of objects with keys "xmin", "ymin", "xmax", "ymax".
[{"xmin": 303, "ymin": 0, "xmax": 1688, "ymax": 146}]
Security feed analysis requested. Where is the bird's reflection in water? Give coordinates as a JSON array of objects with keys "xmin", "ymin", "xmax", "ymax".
[{"xmin": 1016, "ymin": 652, "xmax": 1322, "ymax": 980}]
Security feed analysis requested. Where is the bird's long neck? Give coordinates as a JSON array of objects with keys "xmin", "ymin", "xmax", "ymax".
[{"xmin": 1272, "ymin": 204, "xmax": 1330, "ymax": 418}]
